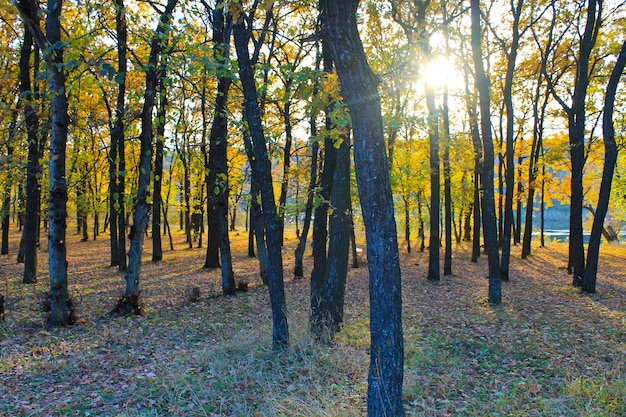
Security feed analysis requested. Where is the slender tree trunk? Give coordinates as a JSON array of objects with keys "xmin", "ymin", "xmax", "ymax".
[
  {"xmin": 317, "ymin": 130, "xmax": 351, "ymax": 340},
  {"xmin": 349, "ymin": 201, "xmax": 359, "ymax": 269},
  {"xmin": 568, "ymin": 0, "xmax": 601, "ymax": 286},
  {"xmin": 471, "ymin": 0, "xmax": 501, "ymax": 304},
  {"xmin": 205, "ymin": 5, "xmax": 234, "ymax": 293},
  {"xmin": 294, "ymin": 137, "xmax": 319, "ymax": 278},
  {"xmin": 583, "ymin": 39, "xmax": 626, "ymax": 293},
  {"xmin": 277, "ymin": 81, "xmax": 294, "ymax": 245},
  {"xmin": 18, "ymin": 14, "xmax": 40, "ymax": 283},
  {"xmin": 233, "ymin": 11, "xmax": 289, "ymax": 347},
  {"xmin": 114, "ymin": 0, "xmax": 128, "ymax": 272},
  {"xmin": 522, "ymin": 82, "xmax": 544, "ymax": 258},
  {"xmin": 18, "ymin": 0, "xmax": 74, "ymax": 325},
  {"xmin": 425, "ymin": 71, "xmax": 440, "ymax": 282},
  {"xmin": 500, "ymin": 0, "xmax": 523, "ymax": 282},
  {"xmin": 249, "ymin": 177, "xmax": 269, "ymax": 284},
  {"xmin": 442, "ymin": 84, "xmax": 453, "ymax": 276},
  {"xmin": 311, "ymin": 42, "xmax": 338, "ymax": 336},
  {"xmin": 418, "ymin": 191, "xmax": 425, "ymax": 252},
  {"xmin": 321, "ymin": 2, "xmax": 404, "ymax": 415},
  {"xmin": 152, "ymin": 79, "xmax": 166, "ymax": 262},
  {"xmin": 121, "ymin": 0, "xmax": 178, "ymax": 315},
  {"xmin": 404, "ymin": 196, "xmax": 411, "ymax": 253},
  {"xmin": 109, "ymin": 122, "xmax": 119, "ymax": 265},
  {"xmin": 2, "ymin": 116, "xmax": 17, "ymax": 255}
]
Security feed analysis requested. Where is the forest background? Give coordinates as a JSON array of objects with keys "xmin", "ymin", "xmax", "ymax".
[{"xmin": 1, "ymin": 0, "xmax": 626, "ymax": 416}]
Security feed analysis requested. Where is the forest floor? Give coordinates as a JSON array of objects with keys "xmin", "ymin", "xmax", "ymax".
[{"xmin": 0, "ymin": 225, "xmax": 625, "ymax": 417}]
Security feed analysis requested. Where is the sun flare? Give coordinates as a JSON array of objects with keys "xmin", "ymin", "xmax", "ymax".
[{"xmin": 423, "ymin": 56, "xmax": 463, "ymax": 91}]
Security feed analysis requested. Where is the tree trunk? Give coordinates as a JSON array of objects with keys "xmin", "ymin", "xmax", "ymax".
[
  {"xmin": 442, "ymin": 84, "xmax": 453, "ymax": 276},
  {"xmin": 122, "ymin": 0, "xmax": 178, "ymax": 315},
  {"xmin": 311, "ymin": 41, "xmax": 339, "ymax": 336},
  {"xmin": 152, "ymin": 79, "xmax": 166, "ymax": 262},
  {"xmin": 569, "ymin": 0, "xmax": 601, "ymax": 286},
  {"xmin": 425, "ymin": 66, "xmax": 440, "ymax": 282},
  {"xmin": 500, "ymin": 0, "xmax": 523, "ymax": 282},
  {"xmin": 233, "ymin": 10, "xmax": 289, "ymax": 348},
  {"xmin": 2, "ymin": 115, "xmax": 17, "ymax": 255},
  {"xmin": 205, "ymin": 5, "xmax": 235, "ymax": 293},
  {"xmin": 584, "ymin": 39, "xmax": 626, "ymax": 292},
  {"xmin": 404, "ymin": 196, "xmax": 411, "ymax": 253},
  {"xmin": 24, "ymin": 0, "xmax": 74, "ymax": 325},
  {"xmin": 294, "ymin": 135, "xmax": 319, "ymax": 278},
  {"xmin": 349, "ymin": 201, "xmax": 359, "ymax": 269},
  {"xmin": 18, "ymin": 13, "xmax": 41, "ymax": 283},
  {"xmin": 249, "ymin": 177, "xmax": 269, "ymax": 284},
  {"xmin": 321, "ymin": 2, "xmax": 404, "ymax": 415},
  {"xmin": 471, "ymin": 0, "xmax": 501, "ymax": 305},
  {"xmin": 317, "ymin": 129, "xmax": 351, "ymax": 339},
  {"xmin": 277, "ymin": 80, "xmax": 294, "ymax": 245}
]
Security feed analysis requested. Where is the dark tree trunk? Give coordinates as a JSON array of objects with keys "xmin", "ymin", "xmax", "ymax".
[
  {"xmin": 294, "ymin": 135, "xmax": 319, "ymax": 278},
  {"xmin": 17, "ymin": 11, "xmax": 41, "ymax": 283},
  {"xmin": 233, "ymin": 10, "xmax": 289, "ymax": 347},
  {"xmin": 425, "ymin": 71, "xmax": 440, "ymax": 282},
  {"xmin": 515, "ymin": 161, "xmax": 522, "ymax": 245},
  {"xmin": 500, "ymin": 0, "xmax": 523, "ymax": 282},
  {"xmin": 277, "ymin": 80, "xmax": 294, "ymax": 245},
  {"xmin": 349, "ymin": 201, "xmax": 359, "ymax": 269},
  {"xmin": 2, "ymin": 115, "xmax": 17, "ymax": 255},
  {"xmin": 522, "ymin": 77, "xmax": 549, "ymax": 259},
  {"xmin": 311, "ymin": 41, "xmax": 338, "ymax": 336},
  {"xmin": 18, "ymin": 0, "xmax": 74, "ymax": 325},
  {"xmin": 152, "ymin": 79, "xmax": 166, "ymax": 262},
  {"xmin": 442, "ymin": 85, "xmax": 453, "ymax": 276},
  {"xmin": 567, "ymin": 0, "xmax": 601, "ymax": 287},
  {"xmin": 321, "ymin": 2, "xmax": 405, "ymax": 415},
  {"xmin": 249, "ymin": 177, "xmax": 269, "ymax": 284},
  {"xmin": 122, "ymin": 0, "xmax": 178, "ymax": 315},
  {"xmin": 470, "ymin": 109, "xmax": 482, "ymax": 264},
  {"xmin": 583, "ymin": 39, "xmax": 626, "ymax": 293},
  {"xmin": 404, "ymin": 196, "xmax": 411, "ymax": 253},
  {"xmin": 205, "ymin": 5, "xmax": 234, "ymax": 293},
  {"xmin": 471, "ymin": 0, "xmax": 501, "ymax": 305},
  {"xmin": 114, "ymin": 0, "xmax": 128, "ymax": 272},
  {"xmin": 418, "ymin": 191, "xmax": 426, "ymax": 252},
  {"xmin": 109, "ymin": 122, "xmax": 119, "ymax": 265},
  {"xmin": 294, "ymin": 48, "xmax": 322, "ymax": 279},
  {"xmin": 310, "ymin": 134, "xmax": 338, "ymax": 336},
  {"xmin": 316, "ymin": 130, "xmax": 351, "ymax": 340}
]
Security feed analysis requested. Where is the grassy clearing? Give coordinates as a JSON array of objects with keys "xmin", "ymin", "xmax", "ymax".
[{"xmin": 1, "ymin": 228, "xmax": 625, "ymax": 416}]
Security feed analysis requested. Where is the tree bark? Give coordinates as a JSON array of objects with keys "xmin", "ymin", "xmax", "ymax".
[
  {"xmin": 294, "ymin": 134, "xmax": 319, "ymax": 278},
  {"xmin": 318, "ymin": 129, "xmax": 351, "ymax": 339},
  {"xmin": 114, "ymin": 0, "xmax": 128, "ymax": 272},
  {"xmin": 2, "ymin": 116, "xmax": 17, "ymax": 255},
  {"xmin": 321, "ymin": 2, "xmax": 405, "ymax": 415},
  {"xmin": 426, "ymin": 80, "xmax": 440, "ymax": 281},
  {"xmin": 17, "ymin": 6, "xmax": 41, "ymax": 283},
  {"xmin": 442, "ymin": 83, "xmax": 453, "ymax": 276},
  {"xmin": 471, "ymin": 0, "xmax": 501, "ymax": 304},
  {"xmin": 152, "ymin": 79, "xmax": 166, "ymax": 262},
  {"xmin": 18, "ymin": 0, "xmax": 74, "ymax": 325},
  {"xmin": 583, "ymin": 39, "xmax": 626, "ymax": 293},
  {"xmin": 122, "ymin": 0, "xmax": 178, "ymax": 315},
  {"xmin": 204, "ymin": 5, "xmax": 235, "ymax": 293},
  {"xmin": 500, "ymin": 0, "xmax": 523, "ymax": 282},
  {"xmin": 233, "ymin": 9, "xmax": 289, "ymax": 347}
]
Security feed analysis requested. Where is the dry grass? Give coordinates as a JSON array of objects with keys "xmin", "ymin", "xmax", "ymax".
[{"xmin": 1, "ymin": 224, "xmax": 625, "ymax": 416}]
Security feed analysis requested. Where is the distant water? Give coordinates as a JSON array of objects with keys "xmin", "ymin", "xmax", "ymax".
[{"xmin": 532, "ymin": 230, "xmax": 623, "ymax": 244}]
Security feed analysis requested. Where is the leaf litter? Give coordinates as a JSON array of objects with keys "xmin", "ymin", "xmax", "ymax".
[{"xmin": 0, "ymin": 228, "xmax": 625, "ymax": 416}]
